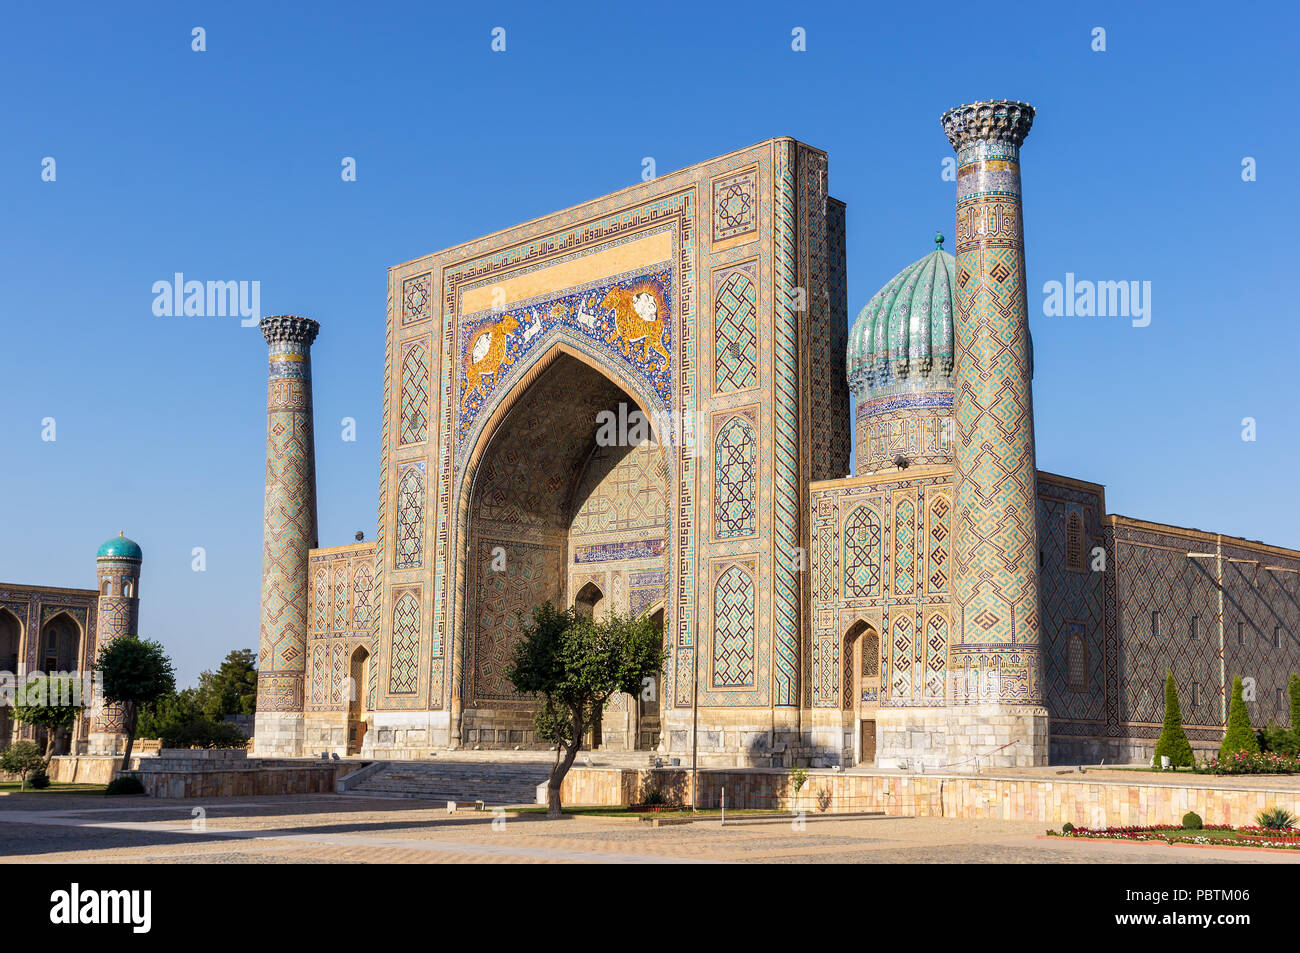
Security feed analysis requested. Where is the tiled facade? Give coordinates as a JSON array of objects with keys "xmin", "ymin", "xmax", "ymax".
[{"xmin": 252, "ymin": 105, "xmax": 1300, "ymax": 768}]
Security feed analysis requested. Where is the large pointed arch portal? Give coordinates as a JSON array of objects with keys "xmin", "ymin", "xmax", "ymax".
[{"xmin": 454, "ymin": 347, "xmax": 670, "ymax": 749}]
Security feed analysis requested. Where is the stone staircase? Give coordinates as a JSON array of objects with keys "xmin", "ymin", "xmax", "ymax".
[
  {"xmin": 346, "ymin": 752, "xmax": 654, "ymax": 805},
  {"xmin": 347, "ymin": 760, "xmax": 554, "ymax": 806}
]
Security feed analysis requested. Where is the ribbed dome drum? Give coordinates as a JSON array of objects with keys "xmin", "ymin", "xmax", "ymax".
[{"xmin": 848, "ymin": 236, "xmax": 957, "ymax": 474}]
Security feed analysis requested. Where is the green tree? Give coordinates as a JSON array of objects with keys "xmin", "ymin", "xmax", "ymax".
[
  {"xmin": 1290, "ymin": 673, "xmax": 1300, "ymax": 729},
  {"xmin": 97, "ymin": 636, "xmax": 176, "ymax": 770},
  {"xmin": 197, "ymin": 649, "xmax": 258, "ymax": 720},
  {"xmin": 1220, "ymin": 674, "xmax": 1260, "ymax": 758},
  {"xmin": 1153, "ymin": 672, "xmax": 1193, "ymax": 767},
  {"xmin": 507, "ymin": 602, "xmax": 662, "ymax": 818},
  {"xmin": 12, "ymin": 675, "xmax": 84, "ymax": 758},
  {"xmin": 0, "ymin": 740, "xmax": 46, "ymax": 790}
]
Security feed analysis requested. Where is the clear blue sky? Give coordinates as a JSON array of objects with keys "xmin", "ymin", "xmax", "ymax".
[{"xmin": 2, "ymin": 1, "xmax": 1296, "ymax": 685}]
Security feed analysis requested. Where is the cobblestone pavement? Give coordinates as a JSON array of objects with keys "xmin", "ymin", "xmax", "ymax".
[{"xmin": 1, "ymin": 793, "xmax": 1297, "ymax": 864}]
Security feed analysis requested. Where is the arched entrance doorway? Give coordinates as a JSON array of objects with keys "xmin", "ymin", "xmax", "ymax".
[
  {"xmin": 0, "ymin": 609, "xmax": 20, "ymax": 748},
  {"xmin": 843, "ymin": 619, "xmax": 880, "ymax": 765},
  {"xmin": 574, "ymin": 582, "xmax": 603, "ymax": 619},
  {"xmin": 346, "ymin": 646, "xmax": 370, "ymax": 755},
  {"xmin": 36, "ymin": 612, "xmax": 81, "ymax": 756},
  {"xmin": 459, "ymin": 348, "xmax": 670, "ymax": 750}
]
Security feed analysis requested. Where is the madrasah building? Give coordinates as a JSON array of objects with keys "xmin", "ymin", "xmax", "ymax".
[{"xmin": 248, "ymin": 99, "xmax": 1300, "ymax": 770}]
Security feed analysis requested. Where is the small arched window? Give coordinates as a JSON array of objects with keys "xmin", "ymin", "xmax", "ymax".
[
  {"xmin": 101, "ymin": 580, "xmax": 112, "ymax": 596},
  {"xmin": 1065, "ymin": 512, "xmax": 1085, "ymax": 571},
  {"xmin": 122, "ymin": 579, "xmax": 134, "ymax": 598}
]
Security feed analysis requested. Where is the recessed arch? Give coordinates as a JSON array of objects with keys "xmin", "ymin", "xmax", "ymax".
[
  {"xmin": 38, "ymin": 611, "xmax": 82, "ymax": 673},
  {"xmin": 452, "ymin": 339, "xmax": 673, "ymax": 724},
  {"xmin": 574, "ymin": 581, "xmax": 604, "ymax": 619}
]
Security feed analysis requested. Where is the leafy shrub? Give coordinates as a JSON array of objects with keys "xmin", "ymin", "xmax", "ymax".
[
  {"xmin": 1256, "ymin": 807, "xmax": 1296, "ymax": 830},
  {"xmin": 0, "ymin": 740, "xmax": 47, "ymax": 790},
  {"xmin": 1182, "ymin": 811, "xmax": 1203, "ymax": 829},
  {"xmin": 789, "ymin": 767, "xmax": 808, "ymax": 794},
  {"xmin": 639, "ymin": 787, "xmax": 667, "ymax": 807},
  {"xmin": 1258, "ymin": 724, "xmax": 1300, "ymax": 756},
  {"xmin": 26, "ymin": 769, "xmax": 50, "ymax": 790},
  {"xmin": 105, "ymin": 775, "xmax": 146, "ymax": 796},
  {"xmin": 1062, "ymin": 822, "xmax": 1075, "ymax": 833}
]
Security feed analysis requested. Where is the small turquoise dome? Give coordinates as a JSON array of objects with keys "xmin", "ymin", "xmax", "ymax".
[
  {"xmin": 97, "ymin": 532, "xmax": 142, "ymax": 561},
  {"xmin": 847, "ymin": 236, "xmax": 956, "ymax": 398}
]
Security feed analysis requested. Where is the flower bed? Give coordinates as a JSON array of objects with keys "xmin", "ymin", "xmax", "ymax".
[
  {"xmin": 1050, "ymin": 824, "xmax": 1300, "ymax": 849},
  {"xmin": 1194, "ymin": 751, "xmax": 1300, "ymax": 775}
]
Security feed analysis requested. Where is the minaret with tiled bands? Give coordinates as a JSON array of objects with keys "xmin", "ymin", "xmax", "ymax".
[
  {"xmin": 88, "ymin": 533, "xmax": 142, "ymax": 754},
  {"xmin": 253, "ymin": 315, "xmax": 320, "ymax": 756},
  {"xmin": 943, "ymin": 100, "xmax": 1048, "ymax": 765}
]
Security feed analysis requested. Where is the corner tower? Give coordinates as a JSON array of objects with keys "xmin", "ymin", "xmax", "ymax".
[
  {"xmin": 253, "ymin": 314, "xmax": 320, "ymax": 756},
  {"xmin": 943, "ymin": 100, "xmax": 1047, "ymax": 765},
  {"xmin": 89, "ymin": 532, "xmax": 142, "ymax": 754}
]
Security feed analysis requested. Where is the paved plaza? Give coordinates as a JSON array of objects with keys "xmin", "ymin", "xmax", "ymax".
[{"xmin": 1, "ymin": 792, "xmax": 1297, "ymax": 864}]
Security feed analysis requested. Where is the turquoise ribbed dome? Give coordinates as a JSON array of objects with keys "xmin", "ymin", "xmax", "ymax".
[
  {"xmin": 97, "ymin": 533, "xmax": 142, "ymax": 561},
  {"xmin": 847, "ymin": 236, "xmax": 955, "ymax": 398}
]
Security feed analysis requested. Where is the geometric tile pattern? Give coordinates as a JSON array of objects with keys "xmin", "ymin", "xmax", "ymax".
[
  {"xmin": 332, "ymin": 568, "xmax": 347, "ymax": 631},
  {"xmin": 389, "ymin": 590, "xmax": 420, "ymax": 694},
  {"xmin": 711, "ymin": 168, "xmax": 757, "ymax": 242},
  {"xmin": 843, "ymin": 504, "xmax": 882, "ymax": 599},
  {"xmin": 394, "ymin": 463, "xmax": 425, "ymax": 570},
  {"xmin": 256, "ymin": 316, "xmax": 319, "ymax": 713},
  {"xmin": 352, "ymin": 565, "xmax": 374, "ymax": 631},
  {"xmin": 712, "ymin": 563, "xmax": 756, "ymax": 688},
  {"xmin": 402, "ymin": 273, "xmax": 431, "ymax": 326},
  {"xmin": 713, "ymin": 267, "xmax": 757, "ymax": 392},
  {"xmin": 399, "ymin": 340, "xmax": 430, "ymax": 445},
  {"xmin": 472, "ymin": 540, "xmax": 561, "ymax": 703},
  {"xmin": 713, "ymin": 413, "xmax": 757, "ymax": 540},
  {"xmin": 945, "ymin": 104, "xmax": 1042, "ymax": 706},
  {"xmin": 771, "ymin": 145, "xmax": 801, "ymax": 707}
]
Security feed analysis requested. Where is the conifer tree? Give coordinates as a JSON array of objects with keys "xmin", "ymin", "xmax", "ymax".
[
  {"xmin": 1220, "ymin": 675, "xmax": 1260, "ymax": 758},
  {"xmin": 1153, "ymin": 672, "xmax": 1193, "ymax": 767}
]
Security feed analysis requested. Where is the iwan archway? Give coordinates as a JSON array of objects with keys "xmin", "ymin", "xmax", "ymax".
[{"xmin": 453, "ymin": 346, "xmax": 670, "ymax": 749}]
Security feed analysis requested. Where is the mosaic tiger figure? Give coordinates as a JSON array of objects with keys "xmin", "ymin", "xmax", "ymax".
[
  {"xmin": 462, "ymin": 313, "xmax": 519, "ymax": 413},
  {"xmin": 601, "ymin": 284, "xmax": 670, "ymax": 365}
]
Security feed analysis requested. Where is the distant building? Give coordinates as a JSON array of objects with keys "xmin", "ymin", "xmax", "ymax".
[{"xmin": 0, "ymin": 533, "xmax": 140, "ymax": 755}]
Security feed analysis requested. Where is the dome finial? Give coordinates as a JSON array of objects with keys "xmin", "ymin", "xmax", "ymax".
[{"xmin": 935, "ymin": 232, "xmax": 945, "ymax": 250}]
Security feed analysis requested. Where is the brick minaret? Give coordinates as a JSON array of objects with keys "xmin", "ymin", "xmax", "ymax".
[
  {"xmin": 943, "ymin": 100, "xmax": 1047, "ymax": 765},
  {"xmin": 88, "ymin": 532, "xmax": 142, "ymax": 755},
  {"xmin": 253, "ymin": 315, "xmax": 320, "ymax": 756}
]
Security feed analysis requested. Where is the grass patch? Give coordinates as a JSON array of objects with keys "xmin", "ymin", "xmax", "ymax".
[{"xmin": 0, "ymin": 782, "xmax": 107, "ymax": 794}]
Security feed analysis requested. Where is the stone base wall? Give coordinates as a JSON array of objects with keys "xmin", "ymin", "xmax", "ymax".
[
  {"xmin": 875, "ymin": 705, "xmax": 1049, "ymax": 771},
  {"xmin": 46, "ymin": 756, "xmax": 138, "ymax": 784},
  {"xmin": 252, "ymin": 711, "xmax": 305, "ymax": 757},
  {"xmin": 126, "ymin": 762, "xmax": 347, "ymax": 799},
  {"xmin": 1050, "ymin": 732, "xmax": 1220, "ymax": 766},
  {"xmin": 659, "ymin": 709, "xmax": 852, "ymax": 768},
  {"xmin": 85, "ymin": 731, "xmax": 129, "ymax": 757},
  {"xmin": 303, "ymin": 712, "xmax": 349, "ymax": 758},
  {"xmin": 557, "ymin": 766, "xmax": 1300, "ymax": 827},
  {"xmin": 361, "ymin": 710, "xmax": 452, "ymax": 758}
]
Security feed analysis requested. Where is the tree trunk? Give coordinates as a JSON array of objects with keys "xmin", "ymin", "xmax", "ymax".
[
  {"xmin": 546, "ymin": 711, "xmax": 583, "ymax": 819},
  {"xmin": 119, "ymin": 702, "xmax": 137, "ymax": 773}
]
